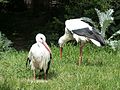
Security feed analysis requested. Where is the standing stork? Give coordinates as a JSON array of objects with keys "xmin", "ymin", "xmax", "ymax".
[
  {"xmin": 27, "ymin": 33, "xmax": 52, "ymax": 80},
  {"xmin": 58, "ymin": 18, "xmax": 105, "ymax": 65}
]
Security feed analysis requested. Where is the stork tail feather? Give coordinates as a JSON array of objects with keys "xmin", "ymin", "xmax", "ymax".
[{"xmin": 26, "ymin": 57, "xmax": 31, "ymax": 68}]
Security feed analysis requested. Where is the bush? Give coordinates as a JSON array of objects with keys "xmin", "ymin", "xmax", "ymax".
[{"xmin": 0, "ymin": 32, "xmax": 12, "ymax": 52}]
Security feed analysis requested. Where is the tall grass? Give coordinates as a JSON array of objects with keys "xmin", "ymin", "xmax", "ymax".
[{"xmin": 0, "ymin": 43, "xmax": 120, "ymax": 90}]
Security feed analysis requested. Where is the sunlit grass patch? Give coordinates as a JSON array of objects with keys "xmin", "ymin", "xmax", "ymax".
[{"xmin": 0, "ymin": 44, "xmax": 120, "ymax": 90}]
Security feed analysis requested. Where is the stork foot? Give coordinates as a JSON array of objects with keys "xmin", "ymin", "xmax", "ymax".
[
  {"xmin": 78, "ymin": 58, "xmax": 82, "ymax": 65},
  {"xmin": 79, "ymin": 61, "xmax": 82, "ymax": 65},
  {"xmin": 76, "ymin": 60, "xmax": 82, "ymax": 65}
]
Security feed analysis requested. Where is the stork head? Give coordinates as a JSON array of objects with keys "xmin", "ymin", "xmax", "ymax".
[
  {"xmin": 36, "ymin": 33, "xmax": 46, "ymax": 43},
  {"xmin": 35, "ymin": 33, "xmax": 52, "ymax": 54}
]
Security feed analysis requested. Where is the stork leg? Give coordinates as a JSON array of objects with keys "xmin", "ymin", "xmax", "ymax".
[
  {"xmin": 39, "ymin": 69, "xmax": 43, "ymax": 79},
  {"xmin": 79, "ymin": 43, "xmax": 85, "ymax": 65},
  {"xmin": 33, "ymin": 70, "xmax": 36, "ymax": 80},
  {"xmin": 44, "ymin": 73, "xmax": 47, "ymax": 80}
]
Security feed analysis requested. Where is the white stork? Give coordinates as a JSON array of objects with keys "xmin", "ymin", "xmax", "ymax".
[
  {"xmin": 27, "ymin": 33, "xmax": 52, "ymax": 80},
  {"xmin": 58, "ymin": 18, "xmax": 105, "ymax": 65}
]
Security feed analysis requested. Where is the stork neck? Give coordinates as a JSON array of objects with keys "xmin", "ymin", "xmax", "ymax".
[
  {"xmin": 64, "ymin": 33, "xmax": 73, "ymax": 42},
  {"xmin": 60, "ymin": 35, "xmax": 68, "ymax": 46},
  {"xmin": 38, "ymin": 41, "xmax": 51, "ymax": 54}
]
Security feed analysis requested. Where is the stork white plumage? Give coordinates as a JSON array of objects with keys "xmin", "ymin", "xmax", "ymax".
[
  {"xmin": 58, "ymin": 18, "xmax": 105, "ymax": 65},
  {"xmin": 27, "ymin": 33, "xmax": 52, "ymax": 80}
]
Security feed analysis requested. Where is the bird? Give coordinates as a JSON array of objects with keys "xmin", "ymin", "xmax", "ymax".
[
  {"xmin": 27, "ymin": 33, "xmax": 52, "ymax": 80},
  {"xmin": 58, "ymin": 18, "xmax": 105, "ymax": 65}
]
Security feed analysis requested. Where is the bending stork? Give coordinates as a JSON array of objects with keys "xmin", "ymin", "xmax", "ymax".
[
  {"xmin": 27, "ymin": 33, "xmax": 52, "ymax": 80},
  {"xmin": 58, "ymin": 18, "xmax": 105, "ymax": 65}
]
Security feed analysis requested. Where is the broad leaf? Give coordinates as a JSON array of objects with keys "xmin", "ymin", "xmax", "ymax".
[
  {"xmin": 95, "ymin": 8, "xmax": 114, "ymax": 38},
  {"xmin": 108, "ymin": 40, "xmax": 120, "ymax": 51},
  {"xmin": 108, "ymin": 29, "xmax": 120, "ymax": 40}
]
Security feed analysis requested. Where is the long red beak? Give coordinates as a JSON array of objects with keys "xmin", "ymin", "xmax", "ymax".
[
  {"xmin": 42, "ymin": 41, "xmax": 54, "ymax": 64},
  {"xmin": 60, "ymin": 47, "xmax": 63, "ymax": 59},
  {"xmin": 42, "ymin": 41, "xmax": 51, "ymax": 54}
]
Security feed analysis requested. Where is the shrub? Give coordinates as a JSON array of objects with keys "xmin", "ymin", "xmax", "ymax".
[{"xmin": 0, "ymin": 31, "xmax": 12, "ymax": 52}]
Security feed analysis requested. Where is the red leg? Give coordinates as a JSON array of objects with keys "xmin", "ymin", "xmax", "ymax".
[
  {"xmin": 33, "ymin": 70, "xmax": 36, "ymax": 80},
  {"xmin": 44, "ymin": 73, "xmax": 47, "ymax": 80},
  {"xmin": 39, "ymin": 71, "xmax": 41, "ymax": 79},
  {"xmin": 79, "ymin": 43, "xmax": 85, "ymax": 65},
  {"xmin": 60, "ymin": 47, "xmax": 63, "ymax": 59}
]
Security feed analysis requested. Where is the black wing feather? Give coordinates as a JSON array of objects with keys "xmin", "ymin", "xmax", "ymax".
[{"xmin": 72, "ymin": 28, "xmax": 105, "ymax": 46}]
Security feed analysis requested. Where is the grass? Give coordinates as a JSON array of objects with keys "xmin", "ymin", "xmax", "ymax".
[{"xmin": 0, "ymin": 43, "xmax": 120, "ymax": 90}]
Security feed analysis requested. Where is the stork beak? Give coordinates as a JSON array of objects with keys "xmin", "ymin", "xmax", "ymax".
[
  {"xmin": 60, "ymin": 47, "xmax": 63, "ymax": 59},
  {"xmin": 42, "ymin": 41, "xmax": 52, "ymax": 54},
  {"xmin": 42, "ymin": 41, "xmax": 54, "ymax": 64}
]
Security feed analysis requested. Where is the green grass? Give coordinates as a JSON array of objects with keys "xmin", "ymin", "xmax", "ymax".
[{"xmin": 0, "ymin": 44, "xmax": 120, "ymax": 90}]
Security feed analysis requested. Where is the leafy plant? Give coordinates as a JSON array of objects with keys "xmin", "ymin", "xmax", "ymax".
[
  {"xmin": 0, "ymin": 32, "xmax": 12, "ymax": 52},
  {"xmin": 95, "ymin": 8, "xmax": 114, "ymax": 38},
  {"xmin": 107, "ymin": 30, "xmax": 120, "ymax": 50},
  {"xmin": 81, "ymin": 8, "xmax": 120, "ymax": 50}
]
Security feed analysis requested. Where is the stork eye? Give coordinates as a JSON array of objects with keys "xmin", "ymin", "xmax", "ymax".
[{"xmin": 40, "ymin": 38, "xmax": 43, "ymax": 40}]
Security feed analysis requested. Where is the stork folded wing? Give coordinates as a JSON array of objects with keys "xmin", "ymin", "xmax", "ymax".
[{"xmin": 72, "ymin": 28, "xmax": 105, "ymax": 46}]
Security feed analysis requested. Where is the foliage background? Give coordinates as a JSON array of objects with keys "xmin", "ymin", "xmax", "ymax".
[
  {"xmin": 0, "ymin": 0, "xmax": 120, "ymax": 50},
  {"xmin": 0, "ymin": 1, "xmax": 120, "ymax": 90}
]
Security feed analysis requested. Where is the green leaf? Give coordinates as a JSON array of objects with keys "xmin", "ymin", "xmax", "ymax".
[
  {"xmin": 108, "ymin": 29, "xmax": 120, "ymax": 40},
  {"xmin": 108, "ymin": 40, "xmax": 120, "ymax": 51},
  {"xmin": 0, "ymin": 32, "xmax": 12, "ymax": 52},
  {"xmin": 95, "ymin": 8, "xmax": 114, "ymax": 38}
]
